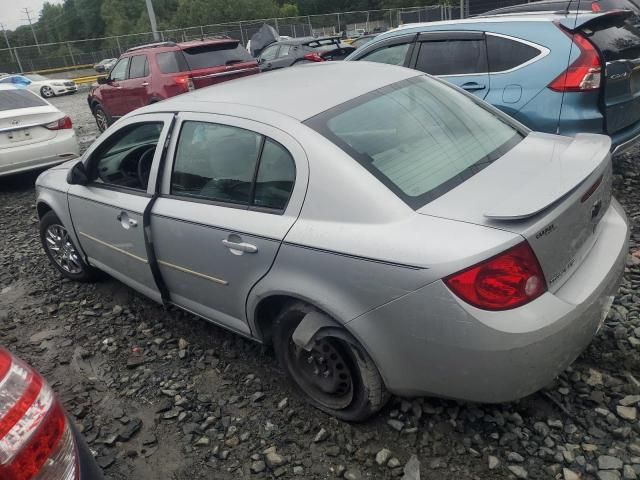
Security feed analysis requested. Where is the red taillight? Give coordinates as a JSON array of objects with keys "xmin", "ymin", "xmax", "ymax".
[
  {"xmin": 444, "ymin": 242, "xmax": 547, "ymax": 311},
  {"xmin": 303, "ymin": 52, "xmax": 325, "ymax": 62},
  {"xmin": 0, "ymin": 348, "xmax": 77, "ymax": 480},
  {"xmin": 44, "ymin": 116, "xmax": 73, "ymax": 130},
  {"xmin": 549, "ymin": 30, "xmax": 601, "ymax": 92},
  {"xmin": 173, "ymin": 75, "xmax": 195, "ymax": 92}
]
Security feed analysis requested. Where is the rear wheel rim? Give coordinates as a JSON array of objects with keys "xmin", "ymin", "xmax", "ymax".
[
  {"xmin": 95, "ymin": 109, "xmax": 108, "ymax": 131},
  {"xmin": 287, "ymin": 336, "xmax": 354, "ymax": 410},
  {"xmin": 41, "ymin": 86, "xmax": 54, "ymax": 98},
  {"xmin": 45, "ymin": 224, "xmax": 83, "ymax": 275}
]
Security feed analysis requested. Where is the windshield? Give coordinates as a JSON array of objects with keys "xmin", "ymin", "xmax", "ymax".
[{"xmin": 306, "ymin": 76, "xmax": 522, "ymax": 208}]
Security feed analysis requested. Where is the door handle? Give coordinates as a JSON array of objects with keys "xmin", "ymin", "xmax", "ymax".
[
  {"xmin": 116, "ymin": 212, "xmax": 137, "ymax": 229},
  {"xmin": 222, "ymin": 239, "xmax": 258, "ymax": 254},
  {"xmin": 460, "ymin": 82, "xmax": 486, "ymax": 92},
  {"xmin": 141, "ymin": 82, "xmax": 149, "ymax": 86}
]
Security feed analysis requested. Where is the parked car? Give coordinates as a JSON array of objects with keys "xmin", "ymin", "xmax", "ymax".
[
  {"xmin": 94, "ymin": 57, "xmax": 117, "ymax": 73},
  {"xmin": 0, "ymin": 74, "xmax": 77, "ymax": 98},
  {"xmin": 36, "ymin": 62, "xmax": 627, "ymax": 421},
  {"xmin": 257, "ymin": 37, "xmax": 355, "ymax": 71},
  {"xmin": 482, "ymin": 0, "xmax": 640, "ymax": 15},
  {"xmin": 0, "ymin": 85, "xmax": 79, "ymax": 177},
  {"xmin": 350, "ymin": 33, "xmax": 379, "ymax": 49},
  {"xmin": 347, "ymin": 28, "xmax": 366, "ymax": 38},
  {"xmin": 346, "ymin": 7, "xmax": 640, "ymax": 155},
  {"xmin": 87, "ymin": 39, "xmax": 259, "ymax": 133},
  {"xmin": 0, "ymin": 346, "xmax": 104, "ymax": 479}
]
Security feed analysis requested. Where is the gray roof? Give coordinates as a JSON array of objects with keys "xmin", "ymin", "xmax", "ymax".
[{"xmin": 153, "ymin": 62, "xmax": 422, "ymax": 121}]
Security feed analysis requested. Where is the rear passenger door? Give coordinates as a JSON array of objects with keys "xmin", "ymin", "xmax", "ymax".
[
  {"xmin": 411, "ymin": 31, "xmax": 490, "ymax": 99},
  {"xmin": 119, "ymin": 54, "xmax": 151, "ymax": 111},
  {"xmin": 151, "ymin": 113, "xmax": 308, "ymax": 335}
]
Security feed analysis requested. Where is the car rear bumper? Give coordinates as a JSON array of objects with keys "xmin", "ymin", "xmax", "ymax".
[
  {"xmin": 0, "ymin": 130, "xmax": 79, "ymax": 177},
  {"xmin": 348, "ymin": 199, "xmax": 628, "ymax": 402}
]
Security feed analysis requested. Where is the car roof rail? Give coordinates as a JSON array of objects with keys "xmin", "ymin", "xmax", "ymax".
[{"xmin": 125, "ymin": 41, "xmax": 177, "ymax": 53}]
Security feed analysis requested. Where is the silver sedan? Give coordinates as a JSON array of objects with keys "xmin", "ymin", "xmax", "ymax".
[{"xmin": 35, "ymin": 62, "xmax": 628, "ymax": 421}]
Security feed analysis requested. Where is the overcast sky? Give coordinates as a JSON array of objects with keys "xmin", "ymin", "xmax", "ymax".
[{"xmin": 2, "ymin": 0, "xmax": 63, "ymax": 31}]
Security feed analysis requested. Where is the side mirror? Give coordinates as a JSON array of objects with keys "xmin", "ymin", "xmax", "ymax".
[
  {"xmin": 97, "ymin": 76, "xmax": 109, "ymax": 85},
  {"xmin": 67, "ymin": 161, "xmax": 89, "ymax": 186},
  {"xmin": 258, "ymin": 57, "xmax": 265, "ymax": 64}
]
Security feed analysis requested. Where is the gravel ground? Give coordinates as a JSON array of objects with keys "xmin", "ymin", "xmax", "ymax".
[{"xmin": 2, "ymin": 93, "xmax": 640, "ymax": 480}]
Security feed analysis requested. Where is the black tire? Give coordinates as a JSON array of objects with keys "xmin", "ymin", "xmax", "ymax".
[
  {"xmin": 93, "ymin": 104, "xmax": 111, "ymax": 133},
  {"xmin": 40, "ymin": 211, "xmax": 97, "ymax": 282},
  {"xmin": 40, "ymin": 85, "xmax": 55, "ymax": 98},
  {"xmin": 273, "ymin": 302, "xmax": 388, "ymax": 421}
]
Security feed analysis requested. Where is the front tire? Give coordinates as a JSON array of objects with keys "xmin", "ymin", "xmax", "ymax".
[
  {"xmin": 40, "ymin": 86, "xmax": 55, "ymax": 98},
  {"xmin": 93, "ymin": 104, "xmax": 110, "ymax": 133},
  {"xmin": 39, "ymin": 211, "xmax": 96, "ymax": 282},
  {"xmin": 273, "ymin": 302, "xmax": 388, "ymax": 421}
]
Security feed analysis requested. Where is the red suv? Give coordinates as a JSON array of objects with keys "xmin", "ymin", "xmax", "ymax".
[{"xmin": 88, "ymin": 38, "xmax": 259, "ymax": 131}]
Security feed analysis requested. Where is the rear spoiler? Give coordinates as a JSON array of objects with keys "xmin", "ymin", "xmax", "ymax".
[{"xmin": 559, "ymin": 8, "xmax": 633, "ymax": 30}]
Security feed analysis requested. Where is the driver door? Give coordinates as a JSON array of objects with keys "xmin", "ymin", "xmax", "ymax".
[
  {"xmin": 100, "ymin": 57, "xmax": 130, "ymax": 118},
  {"xmin": 68, "ymin": 113, "xmax": 174, "ymax": 302}
]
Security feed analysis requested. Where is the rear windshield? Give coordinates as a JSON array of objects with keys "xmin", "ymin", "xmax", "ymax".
[
  {"xmin": 0, "ymin": 89, "xmax": 46, "ymax": 111},
  {"xmin": 582, "ymin": 9, "xmax": 640, "ymax": 61},
  {"xmin": 181, "ymin": 42, "xmax": 253, "ymax": 70},
  {"xmin": 306, "ymin": 76, "xmax": 522, "ymax": 208}
]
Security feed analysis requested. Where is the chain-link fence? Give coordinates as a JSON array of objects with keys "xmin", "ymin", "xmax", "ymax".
[{"xmin": 0, "ymin": 5, "xmax": 470, "ymax": 74}]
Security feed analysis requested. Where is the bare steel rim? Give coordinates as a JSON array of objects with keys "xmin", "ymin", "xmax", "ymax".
[
  {"xmin": 287, "ymin": 336, "xmax": 354, "ymax": 410},
  {"xmin": 95, "ymin": 108, "xmax": 108, "ymax": 132},
  {"xmin": 41, "ymin": 86, "xmax": 54, "ymax": 98},
  {"xmin": 45, "ymin": 224, "xmax": 83, "ymax": 275}
]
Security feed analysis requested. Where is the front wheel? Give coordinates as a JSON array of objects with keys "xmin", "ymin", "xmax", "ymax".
[
  {"xmin": 40, "ymin": 86, "xmax": 55, "ymax": 98},
  {"xmin": 93, "ymin": 105, "xmax": 110, "ymax": 133},
  {"xmin": 273, "ymin": 302, "xmax": 388, "ymax": 421},
  {"xmin": 39, "ymin": 211, "xmax": 97, "ymax": 282}
]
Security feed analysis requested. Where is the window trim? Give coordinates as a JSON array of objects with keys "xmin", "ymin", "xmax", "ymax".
[
  {"xmin": 167, "ymin": 120, "xmax": 296, "ymax": 214},
  {"xmin": 351, "ymin": 33, "xmax": 418, "ymax": 66}
]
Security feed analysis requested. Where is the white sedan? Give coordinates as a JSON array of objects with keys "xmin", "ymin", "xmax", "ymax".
[
  {"xmin": 0, "ymin": 74, "xmax": 78, "ymax": 98},
  {"xmin": 0, "ymin": 85, "xmax": 79, "ymax": 176}
]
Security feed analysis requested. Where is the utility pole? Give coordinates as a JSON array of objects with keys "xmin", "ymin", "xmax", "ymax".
[
  {"xmin": 22, "ymin": 8, "xmax": 41, "ymax": 54},
  {"xmin": 0, "ymin": 23, "xmax": 14, "ymax": 62},
  {"xmin": 144, "ymin": 0, "xmax": 160, "ymax": 41}
]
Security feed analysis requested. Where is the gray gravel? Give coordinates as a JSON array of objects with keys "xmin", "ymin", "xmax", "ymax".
[{"xmin": 2, "ymin": 93, "xmax": 640, "ymax": 479}]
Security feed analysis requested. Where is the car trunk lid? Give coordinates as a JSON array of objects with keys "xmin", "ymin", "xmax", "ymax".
[
  {"xmin": 576, "ymin": 9, "xmax": 640, "ymax": 134},
  {"xmin": 180, "ymin": 41, "xmax": 259, "ymax": 88},
  {"xmin": 418, "ymin": 132, "xmax": 613, "ymax": 292},
  {"xmin": 0, "ymin": 104, "xmax": 61, "ymax": 150}
]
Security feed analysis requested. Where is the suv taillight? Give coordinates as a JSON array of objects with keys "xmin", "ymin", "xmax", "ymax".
[
  {"xmin": 303, "ymin": 52, "xmax": 325, "ymax": 62},
  {"xmin": 44, "ymin": 116, "xmax": 73, "ymax": 130},
  {"xmin": 444, "ymin": 242, "xmax": 546, "ymax": 311},
  {"xmin": 0, "ymin": 348, "xmax": 78, "ymax": 480},
  {"xmin": 548, "ymin": 30, "xmax": 602, "ymax": 92},
  {"xmin": 173, "ymin": 75, "xmax": 195, "ymax": 92}
]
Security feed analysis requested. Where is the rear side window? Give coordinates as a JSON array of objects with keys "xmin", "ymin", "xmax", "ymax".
[
  {"xmin": 415, "ymin": 40, "xmax": 487, "ymax": 75},
  {"xmin": 306, "ymin": 76, "xmax": 521, "ymax": 208},
  {"xmin": 129, "ymin": 55, "xmax": 149, "ymax": 78},
  {"xmin": 0, "ymin": 89, "xmax": 46, "ymax": 111},
  {"xmin": 360, "ymin": 43, "xmax": 411, "ymax": 66},
  {"xmin": 156, "ymin": 51, "xmax": 189, "ymax": 73},
  {"xmin": 181, "ymin": 43, "xmax": 253, "ymax": 69},
  {"xmin": 487, "ymin": 35, "xmax": 540, "ymax": 72},
  {"xmin": 254, "ymin": 140, "xmax": 295, "ymax": 210}
]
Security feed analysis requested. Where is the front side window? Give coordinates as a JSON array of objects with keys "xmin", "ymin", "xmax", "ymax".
[
  {"xmin": 360, "ymin": 42, "xmax": 411, "ymax": 66},
  {"xmin": 278, "ymin": 45, "xmax": 292, "ymax": 57},
  {"xmin": 306, "ymin": 76, "xmax": 521, "ymax": 208},
  {"xmin": 109, "ymin": 58, "xmax": 130, "ymax": 81},
  {"xmin": 91, "ymin": 122, "xmax": 162, "ymax": 190},
  {"xmin": 415, "ymin": 40, "xmax": 487, "ymax": 75},
  {"xmin": 171, "ymin": 121, "xmax": 296, "ymax": 211}
]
